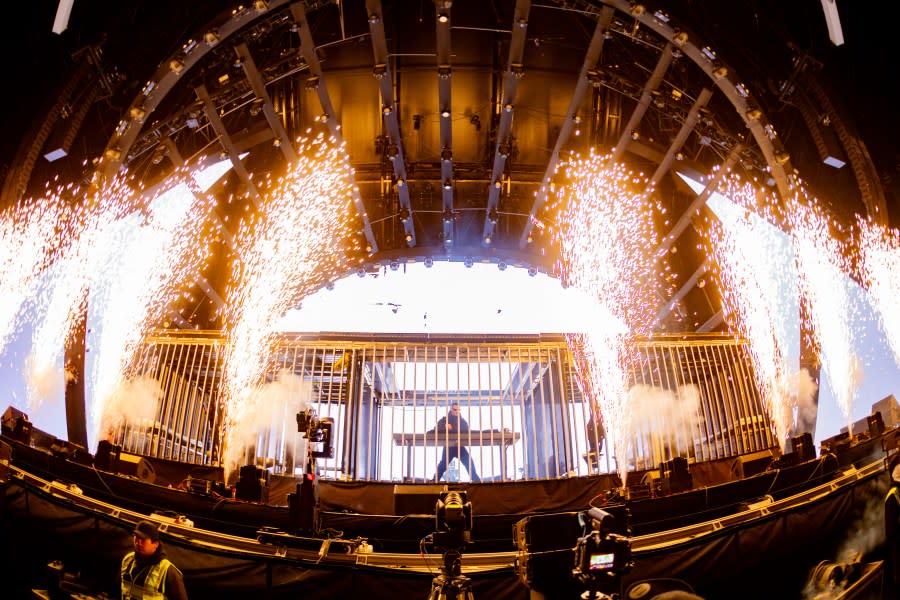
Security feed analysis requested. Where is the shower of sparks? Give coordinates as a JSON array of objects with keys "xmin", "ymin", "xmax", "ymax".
[
  {"xmin": 0, "ymin": 188, "xmax": 74, "ymax": 356},
  {"xmin": 550, "ymin": 150, "xmax": 661, "ymax": 486},
  {"xmin": 855, "ymin": 217, "xmax": 900, "ymax": 368},
  {"xmin": 705, "ymin": 175, "xmax": 798, "ymax": 449},
  {"xmin": 221, "ymin": 133, "xmax": 357, "ymax": 478},
  {"xmin": 789, "ymin": 193, "xmax": 861, "ymax": 432},
  {"xmin": 85, "ymin": 172, "xmax": 214, "ymax": 440}
]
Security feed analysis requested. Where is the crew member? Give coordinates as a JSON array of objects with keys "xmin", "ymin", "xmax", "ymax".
[
  {"xmin": 885, "ymin": 454, "xmax": 900, "ymax": 598},
  {"xmin": 121, "ymin": 520, "xmax": 189, "ymax": 600}
]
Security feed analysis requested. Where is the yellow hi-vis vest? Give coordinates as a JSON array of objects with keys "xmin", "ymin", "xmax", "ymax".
[{"xmin": 121, "ymin": 552, "xmax": 173, "ymax": 600}]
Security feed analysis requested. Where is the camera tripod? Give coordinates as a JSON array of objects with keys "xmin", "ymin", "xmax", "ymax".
[{"xmin": 427, "ymin": 548, "xmax": 474, "ymax": 600}]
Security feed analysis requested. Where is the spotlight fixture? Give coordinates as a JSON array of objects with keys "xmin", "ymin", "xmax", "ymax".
[
  {"xmin": 440, "ymin": 108, "xmax": 451, "ymax": 118},
  {"xmin": 388, "ymin": 145, "xmax": 400, "ymax": 159},
  {"xmin": 104, "ymin": 147, "xmax": 122, "ymax": 160},
  {"xmin": 464, "ymin": 257, "xmax": 474, "ymax": 268},
  {"xmin": 368, "ymin": 13, "xmax": 380, "ymax": 25},
  {"xmin": 442, "ymin": 179, "xmax": 452, "ymax": 190},
  {"xmin": 129, "ymin": 106, "xmax": 146, "ymax": 121},
  {"xmin": 437, "ymin": 13, "xmax": 449, "ymax": 24},
  {"xmin": 488, "ymin": 207, "xmax": 499, "ymax": 223},
  {"xmin": 390, "ymin": 260, "xmax": 399, "ymax": 271},
  {"xmin": 630, "ymin": 3, "xmax": 646, "ymax": 16},
  {"xmin": 169, "ymin": 59, "xmax": 185, "ymax": 74},
  {"xmin": 672, "ymin": 30, "xmax": 688, "ymax": 46},
  {"xmin": 441, "ymin": 148, "xmax": 452, "ymax": 162},
  {"xmin": 484, "ymin": 236, "xmax": 492, "ymax": 244},
  {"xmin": 382, "ymin": 105, "xmax": 393, "ymax": 115},
  {"xmin": 510, "ymin": 63, "xmax": 525, "ymax": 78},
  {"xmin": 775, "ymin": 151, "xmax": 791, "ymax": 165},
  {"xmin": 527, "ymin": 266, "xmax": 538, "ymax": 277},
  {"xmin": 357, "ymin": 267, "xmax": 366, "ymax": 278},
  {"xmin": 204, "ymin": 31, "xmax": 220, "ymax": 45},
  {"xmin": 442, "ymin": 209, "xmax": 454, "ymax": 223},
  {"xmin": 373, "ymin": 63, "xmax": 387, "ymax": 79},
  {"xmin": 254, "ymin": 0, "xmax": 268, "ymax": 11},
  {"xmin": 712, "ymin": 64, "xmax": 728, "ymax": 79},
  {"xmin": 399, "ymin": 207, "xmax": 411, "ymax": 222},
  {"xmin": 517, "ymin": 18, "xmax": 528, "ymax": 28},
  {"xmin": 498, "ymin": 143, "xmax": 511, "ymax": 158},
  {"xmin": 746, "ymin": 107, "xmax": 763, "ymax": 121},
  {"xmin": 406, "ymin": 233, "xmax": 413, "ymax": 243},
  {"xmin": 437, "ymin": 65, "xmax": 452, "ymax": 79},
  {"xmin": 493, "ymin": 180, "xmax": 502, "ymax": 189},
  {"xmin": 305, "ymin": 76, "xmax": 320, "ymax": 90},
  {"xmin": 503, "ymin": 103, "xmax": 514, "ymax": 112},
  {"xmin": 424, "ymin": 257, "xmax": 434, "ymax": 268},
  {"xmin": 498, "ymin": 261, "xmax": 507, "ymax": 271},
  {"xmin": 396, "ymin": 177, "xmax": 405, "ymax": 187}
]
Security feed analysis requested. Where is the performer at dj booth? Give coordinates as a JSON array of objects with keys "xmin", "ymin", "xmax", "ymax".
[{"xmin": 433, "ymin": 403, "xmax": 481, "ymax": 483}]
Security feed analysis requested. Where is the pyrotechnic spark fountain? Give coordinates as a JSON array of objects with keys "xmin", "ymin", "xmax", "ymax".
[
  {"xmin": 0, "ymin": 189, "xmax": 74, "ymax": 356},
  {"xmin": 551, "ymin": 150, "xmax": 660, "ymax": 486},
  {"xmin": 855, "ymin": 217, "xmax": 900, "ymax": 368},
  {"xmin": 705, "ymin": 175, "xmax": 799, "ymax": 448},
  {"xmin": 86, "ymin": 173, "xmax": 214, "ymax": 442},
  {"xmin": 221, "ymin": 133, "xmax": 357, "ymax": 478},
  {"xmin": 790, "ymin": 194, "xmax": 861, "ymax": 433}
]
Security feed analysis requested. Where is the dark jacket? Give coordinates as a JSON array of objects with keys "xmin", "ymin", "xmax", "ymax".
[{"xmin": 436, "ymin": 412, "xmax": 470, "ymax": 433}]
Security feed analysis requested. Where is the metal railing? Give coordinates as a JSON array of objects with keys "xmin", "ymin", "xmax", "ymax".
[{"xmin": 114, "ymin": 332, "xmax": 777, "ymax": 483}]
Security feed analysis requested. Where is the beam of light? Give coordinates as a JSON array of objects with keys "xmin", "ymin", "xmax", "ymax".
[
  {"xmin": 220, "ymin": 133, "xmax": 357, "ymax": 479},
  {"xmin": 550, "ymin": 150, "xmax": 660, "ymax": 487},
  {"xmin": 703, "ymin": 174, "xmax": 800, "ymax": 449},
  {"xmin": 789, "ymin": 193, "xmax": 861, "ymax": 434},
  {"xmin": 855, "ymin": 217, "xmax": 900, "ymax": 368}
]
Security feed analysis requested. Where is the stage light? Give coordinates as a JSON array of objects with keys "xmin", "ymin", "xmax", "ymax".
[
  {"xmin": 169, "ymin": 59, "xmax": 185, "ymax": 73},
  {"xmin": 373, "ymin": 63, "xmax": 387, "ymax": 79},
  {"xmin": 672, "ymin": 30, "xmax": 688, "ymax": 46}
]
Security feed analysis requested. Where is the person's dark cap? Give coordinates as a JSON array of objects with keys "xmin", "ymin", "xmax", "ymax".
[{"xmin": 133, "ymin": 520, "xmax": 160, "ymax": 542}]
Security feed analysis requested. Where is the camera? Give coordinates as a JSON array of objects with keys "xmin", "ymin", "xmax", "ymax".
[
  {"xmin": 572, "ymin": 507, "xmax": 633, "ymax": 598},
  {"xmin": 296, "ymin": 409, "xmax": 334, "ymax": 459},
  {"xmin": 432, "ymin": 490, "xmax": 473, "ymax": 552}
]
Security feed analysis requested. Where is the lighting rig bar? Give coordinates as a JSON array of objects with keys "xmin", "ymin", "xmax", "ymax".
[
  {"xmin": 435, "ymin": 1, "xmax": 455, "ymax": 250},
  {"xmin": 235, "ymin": 42, "xmax": 297, "ymax": 163},
  {"xmin": 366, "ymin": 0, "xmax": 416, "ymax": 247},
  {"xmin": 482, "ymin": 0, "xmax": 532, "ymax": 247}
]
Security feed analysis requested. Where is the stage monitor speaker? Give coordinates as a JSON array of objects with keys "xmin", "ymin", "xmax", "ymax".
[
  {"xmin": 135, "ymin": 458, "xmax": 157, "ymax": 484},
  {"xmin": 392, "ymin": 484, "xmax": 447, "ymax": 516}
]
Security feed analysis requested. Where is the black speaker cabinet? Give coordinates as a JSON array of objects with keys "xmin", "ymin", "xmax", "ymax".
[
  {"xmin": 791, "ymin": 432, "xmax": 816, "ymax": 462},
  {"xmin": 235, "ymin": 466, "xmax": 269, "ymax": 503}
]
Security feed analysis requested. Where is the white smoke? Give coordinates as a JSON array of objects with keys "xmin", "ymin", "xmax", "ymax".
[
  {"xmin": 625, "ymin": 384, "xmax": 702, "ymax": 462},
  {"xmin": 222, "ymin": 369, "xmax": 315, "ymax": 481}
]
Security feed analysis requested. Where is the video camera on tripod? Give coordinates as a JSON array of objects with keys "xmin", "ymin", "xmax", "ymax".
[
  {"xmin": 572, "ymin": 507, "xmax": 633, "ymax": 599},
  {"xmin": 296, "ymin": 408, "xmax": 334, "ymax": 459},
  {"xmin": 426, "ymin": 491, "xmax": 475, "ymax": 600}
]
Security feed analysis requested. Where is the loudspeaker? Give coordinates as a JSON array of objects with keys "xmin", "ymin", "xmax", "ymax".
[
  {"xmin": 731, "ymin": 450, "xmax": 774, "ymax": 478},
  {"xmin": 1, "ymin": 407, "xmax": 32, "ymax": 443},
  {"xmin": 868, "ymin": 412, "xmax": 885, "ymax": 437},
  {"xmin": 392, "ymin": 484, "xmax": 447, "ymax": 516},
  {"xmin": 658, "ymin": 456, "xmax": 692, "ymax": 494},
  {"xmin": 135, "ymin": 458, "xmax": 157, "ymax": 484},
  {"xmin": 235, "ymin": 465, "xmax": 269, "ymax": 502},
  {"xmin": 791, "ymin": 432, "xmax": 816, "ymax": 462},
  {"xmin": 94, "ymin": 440, "xmax": 121, "ymax": 472}
]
